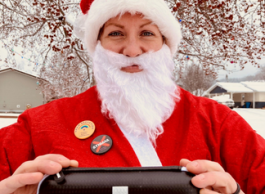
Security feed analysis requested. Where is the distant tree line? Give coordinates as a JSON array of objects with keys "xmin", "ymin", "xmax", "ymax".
[{"xmin": 178, "ymin": 64, "xmax": 216, "ymax": 96}]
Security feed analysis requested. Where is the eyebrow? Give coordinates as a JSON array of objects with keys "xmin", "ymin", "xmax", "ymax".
[
  {"xmin": 140, "ymin": 21, "xmax": 153, "ymax": 28},
  {"xmin": 105, "ymin": 23, "xmax": 124, "ymax": 29}
]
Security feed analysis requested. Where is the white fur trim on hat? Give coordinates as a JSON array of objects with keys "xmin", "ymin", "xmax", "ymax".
[{"xmin": 74, "ymin": 0, "xmax": 182, "ymax": 57}]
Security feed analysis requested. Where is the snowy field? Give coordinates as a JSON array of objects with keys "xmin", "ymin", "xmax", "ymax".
[
  {"xmin": 0, "ymin": 109, "xmax": 265, "ymax": 138},
  {"xmin": 0, "ymin": 113, "xmax": 19, "ymax": 129},
  {"xmin": 233, "ymin": 108, "xmax": 265, "ymax": 138}
]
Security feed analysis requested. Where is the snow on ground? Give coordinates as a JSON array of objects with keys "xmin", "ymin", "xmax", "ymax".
[
  {"xmin": 0, "ymin": 118, "xmax": 17, "ymax": 128},
  {"xmin": 0, "ymin": 109, "xmax": 265, "ymax": 138},
  {"xmin": 0, "ymin": 113, "xmax": 19, "ymax": 129},
  {"xmin": 0, "ymin": 113, "xmax": 20, "ymax": 117},
  {"xmin": 233, "ymin": 108, "xmax": 265, "ymax": 138}
]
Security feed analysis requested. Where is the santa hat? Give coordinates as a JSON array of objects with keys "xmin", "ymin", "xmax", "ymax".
[{"xmin": 74, "ymin": 0, "xmax": 182, "ymax": 57}]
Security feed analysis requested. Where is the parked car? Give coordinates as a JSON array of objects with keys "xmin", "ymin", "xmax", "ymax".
[{"xmin": 210, "ymin": 95, "xmax": 235, "ymax": 109}]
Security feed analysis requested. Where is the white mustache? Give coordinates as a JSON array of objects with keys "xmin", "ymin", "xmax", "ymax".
[{"xmin": 94, "ymin": 43, "xmax": 171, "ymax": 70}]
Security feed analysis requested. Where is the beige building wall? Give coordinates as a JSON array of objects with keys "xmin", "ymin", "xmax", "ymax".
[
  {"xmin": 0, "ymin": 70, "xmax": 44, "ymax": 112},
  {"xmin": 245, "ymin": 93, "xmax": 254, "ymax": 101},
  {"xmin": 233, "ymin": 93, "xmax": 241, "ymax": 102},
  {"xmin": 233, "ymin": 93, "xmax": 265, "ymax": 102},
  {"xmin": 244, "ymin": 92, "xmax": 265, "ymax": 102},
  {"xmin": 256, "ymin": 92, "xmax": 265, "ymax": 101}
]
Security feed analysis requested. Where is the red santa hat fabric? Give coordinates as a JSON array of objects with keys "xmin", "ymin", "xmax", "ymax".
[
  {"xmin": 80, "ymin": 0, "xmax": 93, "ymax": 14},
  {"xmin": 74, "ymin": 0, "xmax": 182, "ymax": 57}
]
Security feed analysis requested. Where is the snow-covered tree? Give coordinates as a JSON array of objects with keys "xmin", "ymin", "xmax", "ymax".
[
  {"xmin": 180, "ymin": 63, "xmax": 216, "ymax": 96},
  {"xmin": 167, "ymin": 0, "xmax": 265, "ymax": 76},
  {"xmin": 38, "ymin": 49, "xmax": 94, "ymax": 102},
  {"xmin": 0, "ymin": 0, "xmax": 264, "ymax": 98},
  {"xmin": 0, "ymin": 0, "xmax": 93, "ymax": 98}
]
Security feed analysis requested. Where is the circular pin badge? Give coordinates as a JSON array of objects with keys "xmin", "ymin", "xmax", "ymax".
[
  {"xmin": 74, "ymin": 121, "xmax": 95, "ymax": 140},
  {"xmin": 91, "ymin": 135, "xmax": 113, "ymax": 155}
]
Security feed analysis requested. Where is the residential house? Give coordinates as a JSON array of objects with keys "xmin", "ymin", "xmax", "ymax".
[
  {"xmin": 0, "ymin": 68, "xmax": 44, "ymax": 113},
  {"xmin": 203, "ymin": 81, "xmax": 265, "ymax": 108}
]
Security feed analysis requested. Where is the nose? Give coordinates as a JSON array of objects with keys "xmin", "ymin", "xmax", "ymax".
[{"xmin": 122, "ymin": 38, "xmax": 144, "ymax": 57}]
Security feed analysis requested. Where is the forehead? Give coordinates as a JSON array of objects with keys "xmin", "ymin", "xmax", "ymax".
[{"xmin": 104, "ymin": 12, "xmax": 155, "ymax": 26}]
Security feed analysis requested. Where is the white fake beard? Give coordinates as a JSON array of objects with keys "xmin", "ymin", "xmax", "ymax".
[{"xmin": 93, "ymin": 42, "xmax": 180, "ymax": 144}]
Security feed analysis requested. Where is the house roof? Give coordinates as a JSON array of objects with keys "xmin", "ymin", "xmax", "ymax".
[
  {"xmin": 0, "ymin": 68, "xmax": 43, "ymax": 80},
  {"xmin": 241, "ymin": 81, "xmax": 265, "ymax": 92},
  {"xmin": 204, "ymin": 82, "xmax": 253, "ymax": 96}
]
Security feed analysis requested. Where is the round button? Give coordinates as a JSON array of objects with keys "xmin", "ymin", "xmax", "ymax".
[
  {"xmin": 74, "ymin": 121, "xmax": 95, "ymax": 139},
  {"xmin": 91, "ymin": 135, "xmax": 113, "ymax": 155}
]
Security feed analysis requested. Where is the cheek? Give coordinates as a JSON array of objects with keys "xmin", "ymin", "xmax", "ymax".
[
  {"xmin": 101, "ymin": 40, "xmax": 121, "ymax": 53},
  {"xmin": 99, "ymin": 32, "xmax": 116, "ymax": 52},
  {"xmin": 148, "ymin": 39, "xmax": 163, "ymax": 52}
]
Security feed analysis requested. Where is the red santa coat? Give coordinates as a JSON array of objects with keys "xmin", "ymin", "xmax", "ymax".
[{"xmin": 1, "ymin": 86, "xmax": 265, "ymax": 193}]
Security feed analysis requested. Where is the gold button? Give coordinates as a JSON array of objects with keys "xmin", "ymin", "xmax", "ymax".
[{"xmin": 74, "ymin": 121, "xmax": 95, "ymax": 139}]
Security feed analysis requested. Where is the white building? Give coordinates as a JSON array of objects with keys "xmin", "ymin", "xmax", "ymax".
[{"xmin": 203, "ymin": 81, "xmax": 265, "ymax": 109}]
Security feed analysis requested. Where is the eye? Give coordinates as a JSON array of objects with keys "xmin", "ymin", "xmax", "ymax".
[
  {"xmin": 142, "ymin": 31, "xmax": 154, "ymax": 36},
  {"xmin": 109, "ymin": 31, "xmax": 123, "ymax": 36}
]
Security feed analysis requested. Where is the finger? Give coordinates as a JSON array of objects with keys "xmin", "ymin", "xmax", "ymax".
[
  {"xmin": 35, "ymin": 154, "xmax": 78, "ymax": 167},
  {"xmin": 34, "ymin": 154, "xmax": 71, "ymax": 162},
  {"xmin": 70, "ymin": 160, "xmax": 79, "ymax": 167},
  {"xmin": 186, "ymin": 160, "xmax": 225, "ymax": 175},
  {"xmin": 15, "ymin": 159, "xmax": 78, "ymax": 175},
  {"xmin": 180, "ymin": 159, "xmax": 191, "ymax": 167},
  {"xmin": 42, "ymin": 156, "xmax": 78, "ymax": 167},
  {"xmin": 0, "ymin": 172, "xmax": 43, "ymax": 194},
  {"xmin": 200, "ymin": 188, "xmax": 219, "ymax": 194},
  {"xmin": 14, "ymin": 154, "xmax": 78, "ymax": 175},
  {"xmin": 192, "ymin": 171, "xmax": 237, "ymax": 193},
  {"xmin": 14, "ymin": 159, "xmax": 63, "ymax": 175}
]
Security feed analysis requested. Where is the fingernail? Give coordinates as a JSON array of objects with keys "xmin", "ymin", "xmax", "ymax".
[{"xmin": 191, "ymin": 161, "xmax": 198, "ymax": 167}]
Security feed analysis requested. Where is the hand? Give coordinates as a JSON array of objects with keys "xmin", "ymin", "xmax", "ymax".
[
  {"xmin": 180, "ymin": 159, "xmax": 244, "ymax": 194},
  {"xmin": 0, "ymin": 154, "xmax": 78, "ymax": 194}
]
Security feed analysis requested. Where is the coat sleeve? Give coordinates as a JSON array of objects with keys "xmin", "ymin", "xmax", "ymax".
[
  {"xmin": 0, "ymin": 111, "xmax": 34, "ymax": 181},
  {"xmin": 219, "ymin": 110, "xmax": 265, "ymax": 193}
]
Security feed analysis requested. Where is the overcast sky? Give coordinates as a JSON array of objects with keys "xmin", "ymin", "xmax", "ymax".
[{"xmin": 217, "ymin": 58, "xmax": 265, "ymax": 80}]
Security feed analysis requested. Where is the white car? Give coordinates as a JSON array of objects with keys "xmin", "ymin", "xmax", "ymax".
[{"xmin": 210, "ymin": 95, "xmax": 235, "ymax": 109}]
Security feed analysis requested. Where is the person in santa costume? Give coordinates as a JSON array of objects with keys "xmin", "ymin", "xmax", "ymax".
[{"xmin": 0, "ymin": 0, "xmax": 264, "ymax": 193}]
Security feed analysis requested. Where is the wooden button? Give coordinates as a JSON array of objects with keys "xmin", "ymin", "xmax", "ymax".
[{"xmin": 74, "ymin": 121, "xmax": 95, "ymax": 139}]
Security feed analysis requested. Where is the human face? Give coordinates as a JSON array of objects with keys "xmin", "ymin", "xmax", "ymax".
[{"xmin": 99, "ymin": 13, "xmax": 164, "ymax": 73}]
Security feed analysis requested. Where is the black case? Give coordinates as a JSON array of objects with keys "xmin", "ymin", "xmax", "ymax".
[{"xmin": 39, "ymin": 166, "xmax": 199, "ymax": 194}]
